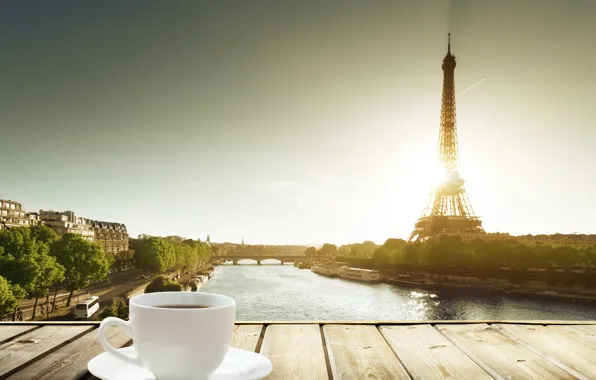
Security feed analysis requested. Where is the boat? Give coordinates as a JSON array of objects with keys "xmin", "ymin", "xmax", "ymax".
[
  {"xmin": 386, "ymin": 276, "xmax": 438, "ymax": 290},
  {"xmin": 337, "ymin": 266, "xmax": 381, "ymax": 283},
  {"xmin": 311, "ymin": 263, "xmax": 339, "ymax": 277}
]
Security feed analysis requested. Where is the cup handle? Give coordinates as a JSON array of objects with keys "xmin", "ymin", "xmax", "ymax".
[{"xmin": 98, "ymin": 317, "xmax": 142, "ymax": 367}]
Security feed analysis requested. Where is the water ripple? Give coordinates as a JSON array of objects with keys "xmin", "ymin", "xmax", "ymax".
[{"xmin": 200, "ymin": 264, "xmax": 596, "ymax": 321}]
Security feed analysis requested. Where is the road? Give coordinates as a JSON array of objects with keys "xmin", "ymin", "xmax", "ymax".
[
  {"xmin": 27, "ymin": 265, "xmax": 213, "ymax": 321},
  {"xmin": 20, "ymin": 269, "xmax": 145, "ymax": 321}
]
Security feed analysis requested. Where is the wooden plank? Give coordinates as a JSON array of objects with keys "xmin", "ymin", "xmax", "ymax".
[
  {"xmin": 236, "ymin": 320, "xmax": 596, "ymax": 325},
  {"xmin": 561, "ymin": 325, "xmax": 596, "ymax": 342},
  {"xmin": 437, "ymin": 323, "xmax": 577, "ymax": 379},
  {"xmin": 2, "ymin": 320, "xmax": 596, "ymax": 325},
  {"xmin": 0, "ymin": 322, "xmax": 100, "ymax": 326},
  {"xmin": 259, "ymin": 324, "xmax": 328, "ymax": 379},
  {"xmin": 0, "ymin": 326, "xmax": 39, "ymax": 344},
  {"xmin": 380, "ymin": 324, "xmax": 492, "ymax": 379},
  {"xmin": 0, "ymin": 325, "xmax": 92, "ymax": 377},
  {"xmin": 495, "ymin": 324, "xmax": 596, "ymax": 379},
  {"xmin": 6, "ymin": 326, "xmax": 130, "ymax": 380},
  {"xmin": 231, "ymin": 324, "xmax": 263, "ymax": 352},
  {"xmin": 323, "ymin": 325, "xmax": 410, "ymax": 380},
  {"xmin": 567, "ymin": 325, "xmax": 596, "ymax": 333}
]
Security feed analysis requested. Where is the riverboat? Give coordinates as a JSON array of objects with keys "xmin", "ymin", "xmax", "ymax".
[
  {"xmin": 386, "ymin": 276, "xmax": 437, "ymax": 290},
  {"xmin": 311, "ymin": 263, "xmax": 339, "ymax": 277},
  {"xmin": 338, "ymin": 266, "xmax": 381, "ymax": 283}
]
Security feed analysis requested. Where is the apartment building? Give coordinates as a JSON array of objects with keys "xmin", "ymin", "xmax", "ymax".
[
  {"xmin": 0, "ymin": 199, "xmax": 42, "ymax": 230},
  {"xmin": 39, "ymin": 210, "xmax": 95, "ymax": 241},
  {"xmin": 92, "ymin": 221, "xmax": 129, "ymax": 255}
]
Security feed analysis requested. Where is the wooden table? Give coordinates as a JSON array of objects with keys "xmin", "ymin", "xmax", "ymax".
[{"xmin": 1, "ymin": 320, "xmax": 596, "ymax": 379}]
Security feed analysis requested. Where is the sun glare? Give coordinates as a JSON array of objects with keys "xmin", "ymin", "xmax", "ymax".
[{"xmin": 430, "ymin": 162, "xmax": 450, "ymax": 188}]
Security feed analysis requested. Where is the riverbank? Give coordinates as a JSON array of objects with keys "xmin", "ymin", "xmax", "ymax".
[
  {"xmin": 383, "ymin": 274, "xmax": 596, "ymax": 304},
  {"xmin": 302, "ymin": 259, "xmax": 596, "ymax": 305},
  {"xmin": 323, "ymin": 256, "xmax": 596, "ymax": 305}
]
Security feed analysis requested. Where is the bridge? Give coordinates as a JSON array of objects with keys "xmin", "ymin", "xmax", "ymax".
[{"xmin": 211, "ymin": 255, "xmax": 310, "ymax": 265}]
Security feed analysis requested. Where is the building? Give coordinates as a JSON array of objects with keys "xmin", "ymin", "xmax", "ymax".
[
  {"xmin": 0, "ymin": 199, "xmax": 42, "ymax": 230},
  {"xmin": 91, "ymin": 221, "xmax": 129, "ymax": 255},
  {"xmin": 2, "ymin": 199, "xmax": 129, "ymax": 254},
  {"xmin": 39, "ymin": 210, "xmax": 95, "ymax": 241}
]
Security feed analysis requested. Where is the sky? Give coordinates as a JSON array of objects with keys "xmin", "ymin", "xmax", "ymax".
[{"xmin": 1, "ymin": 1, "xmax": 595, "ymax": 245}]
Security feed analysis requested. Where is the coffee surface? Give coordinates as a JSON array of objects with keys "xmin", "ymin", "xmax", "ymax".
[{"xmin": 155, "ymin": 304, "xmax": 209, "ymax": 309}]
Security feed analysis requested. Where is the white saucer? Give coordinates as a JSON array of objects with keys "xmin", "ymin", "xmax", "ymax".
[{"xmin": 88, "ymin": 346, "xmax": 272, "ymax": 380}]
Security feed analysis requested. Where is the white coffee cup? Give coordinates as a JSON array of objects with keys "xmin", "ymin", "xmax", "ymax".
[{"xmin": 98, "ymin": 292, "xmax": 236, "ymax": 380}]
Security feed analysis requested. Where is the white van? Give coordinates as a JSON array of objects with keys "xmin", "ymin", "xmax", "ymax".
[{"xmin": 74, "ymin": 296, "xmax": 100, "ymax": 319}]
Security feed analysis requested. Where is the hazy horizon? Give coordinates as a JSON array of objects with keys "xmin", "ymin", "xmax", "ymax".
[{"xmin": 1, "ymin": 1, "xmax": 595, "ymax": 245}]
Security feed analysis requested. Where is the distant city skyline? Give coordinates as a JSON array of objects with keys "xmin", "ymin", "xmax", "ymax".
[{"xmin": 1, "ymin": 1, "xmax": 595, "ymax": 245}]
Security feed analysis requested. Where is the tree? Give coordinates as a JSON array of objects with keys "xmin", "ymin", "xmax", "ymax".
[
  {"xmin": 99, "ymin": 298, "xmax": 129, "ymax": 320},
  {"xmin": 165, "ymin": 236, "xmax": 184, "ymax": 244},
  {"xmin": 145, "ymin": 276, "xmax": 183, "ymax": 293},
  {"xmin": 198, "ymin": 241, "xmax": 213, "ymax": 263},
  {"xmin": 113, "ymin": 250, "xmax": 135, "ymax": 272},
  {"xmin": 51, "ymin": 234, "xmax": 110, "ymax": 306},
  {"xmin": 0, "ymin": 227, "xmax": 56, "ymax": 319},
  {"xmin": 0, "ymin": 276, "xmax": 17, "ymax": 319},
  {"xmin": 304, "ymin": 247, "xmax": 317, "ymax": 257},
  {"xmin": 133, "ymin": 237, "xmax": 175, "ymax": 274},
  {"xmin": 30, "ymin": 253, "xmax": 64, "ymax": 320},
  {"xmin": 172, "ymin": 241, "xmax": 194, "ymax": 273},
  {"xmin": 318, "ymin": 243, "xmax": 337, "ymax": 257},
  {"xmin": 29, "ymin": 225, "xmax": 59, "ymax": 245},
  {"xmin": 182, "ymin": 239, "xmax": 198, "ymax": 249}
]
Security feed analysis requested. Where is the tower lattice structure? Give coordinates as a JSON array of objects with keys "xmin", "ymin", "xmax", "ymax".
[{"xmin": 409, "ymin": 35, "xmax": 485, "ymax": 242}]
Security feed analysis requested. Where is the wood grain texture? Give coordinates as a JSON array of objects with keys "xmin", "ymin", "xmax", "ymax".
[
  {"xmin": 6, "ymin": 326, "xmax": 130, "ymax": 380},
  {"xmin": 562, "ymin": 325, "xmax": 596, "ymax": 343},
  {"xmin": 231, "ymin": 324, "xmax": 263, "ymax": 352},
  {"xmin": 324, "ymin": 325, "xmax": 410, "ymax": 380},
  {"xmin": 0, "ymin": 325, "xmax": 93, "ymax": 377},
  {"xmin": 235, "ymin": 320, "xmax": 596, "ymax": 325},
  {"xmin": 380, "ymin": 324, "xmax": 492, "ymax": 380},
  {"xmin": 0, "ymin": 326, "xmax": 39, "ymax": 345},
  {"xmin": 494, "ymin": 324, "xmax": 596, "ymax": 379},
  {"xmin": 2, "ymin": 322, "xmax": 596, "ymax": 379},
  {"xmin": 259, "ymin": 324, "xmax": 328, "ymax": 380},
  {"xmin": 2, "ymin": 320, "xmax": 596, "ymax": 325},
  {"xmin": 437, "ymin": 323, "xmax": 577, "ymax": 379}
]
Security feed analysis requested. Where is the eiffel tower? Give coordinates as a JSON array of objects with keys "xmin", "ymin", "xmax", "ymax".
[{"xmin": 409, "ymin": 34, "xmax": 485, "ymax": 242}]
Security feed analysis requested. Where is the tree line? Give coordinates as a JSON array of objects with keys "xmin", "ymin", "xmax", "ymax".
[
  {"xmin": 95, "ymin": 236, "xmax": 213, "ymax": 321},
  {"xmin": 303, "ymin": 241, "xmax": 379, "ymax": 259},
  {"xmin": 130, "ymin": 235, "xmax": 213, "ymax": 275},
  {"xmin": 0, "ymin": 227, "xmax": 214, "ymax": 320},
  {"xmin": 329, "ymin": 236, "xmax": 596, "ymax": 270},
  {"xmin": 0, "ymin": 226, "xmax": 110, "ymax": 319}
]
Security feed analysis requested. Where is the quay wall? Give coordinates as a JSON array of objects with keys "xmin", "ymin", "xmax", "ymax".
[{"xmin": 333, "ymin": 256, "xmax": 596, "ymax": 297}]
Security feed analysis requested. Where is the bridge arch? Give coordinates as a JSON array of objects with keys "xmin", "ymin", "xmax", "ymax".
[
  {"xmin": 258, "ymin": 258, "xmax": 283, "ymax": 265},
  {"xmin": 236, "ymin": 258, "xmax": 259, "ymax": 265},
  {"xmin": 212, "ymin": 256, "xmax": 307, "ymax": 265}
]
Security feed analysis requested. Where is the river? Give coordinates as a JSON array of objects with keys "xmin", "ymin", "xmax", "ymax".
[{"xmin": 199, "ymin": 261, "xmax": 596, "ymax": 321}]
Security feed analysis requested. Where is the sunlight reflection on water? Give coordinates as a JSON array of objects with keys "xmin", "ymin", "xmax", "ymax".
[{"xmin": 199, "ymin": 262, "xmax": 596, "ymax": 321}]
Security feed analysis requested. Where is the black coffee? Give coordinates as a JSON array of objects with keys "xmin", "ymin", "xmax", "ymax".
[{"xmin": 156, "ymin": 304, "xmax": 209, "ymax": 309}]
